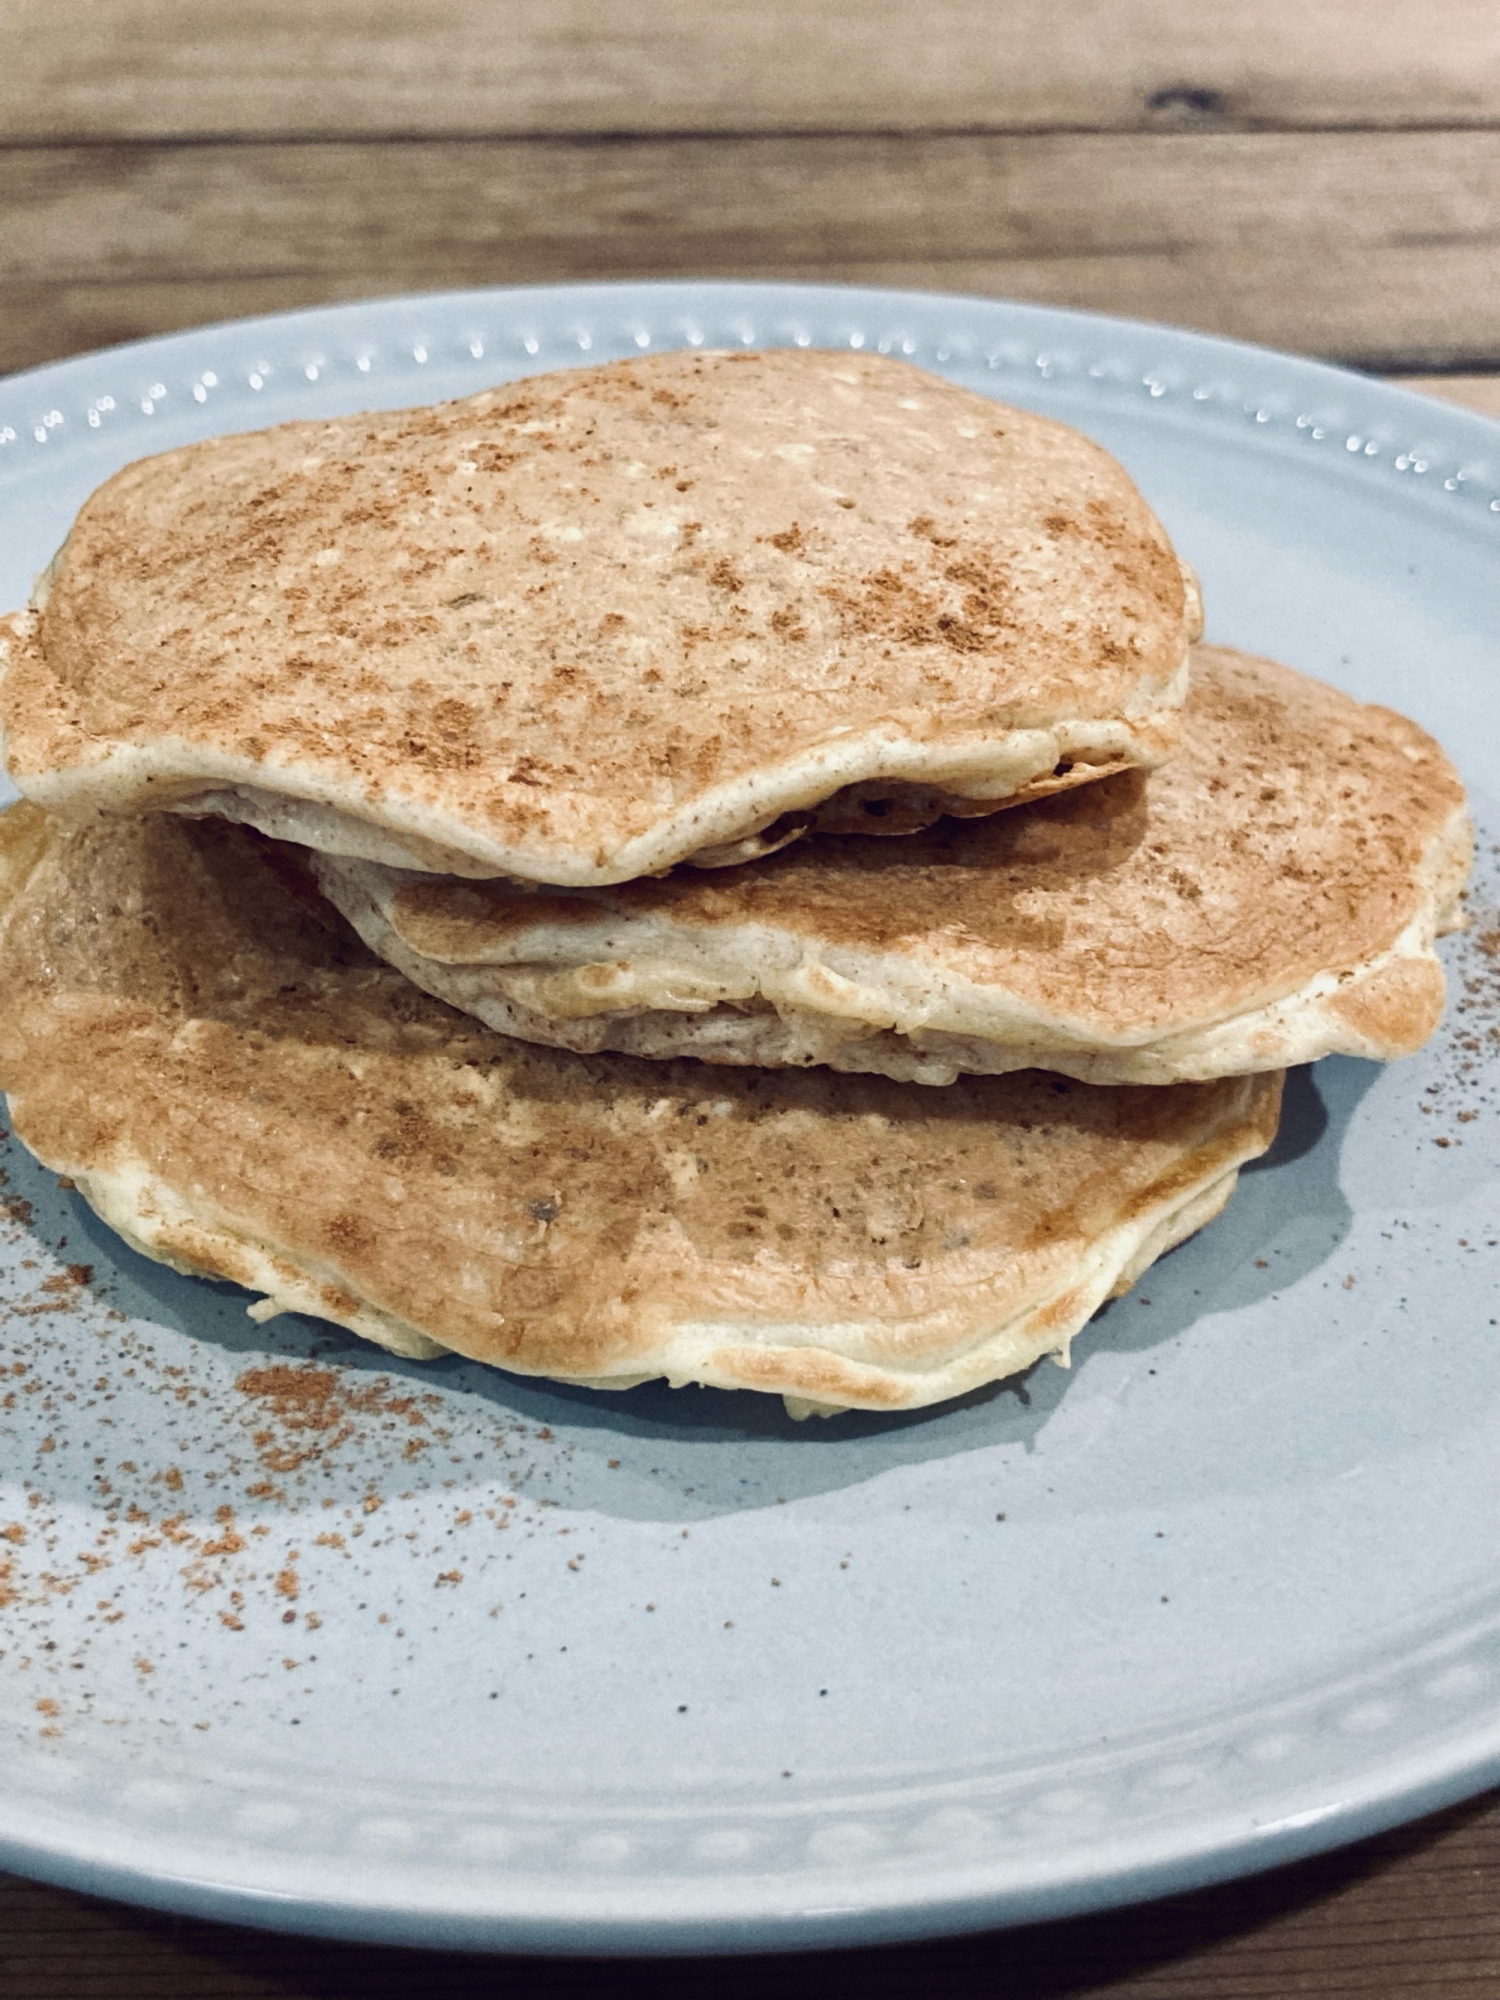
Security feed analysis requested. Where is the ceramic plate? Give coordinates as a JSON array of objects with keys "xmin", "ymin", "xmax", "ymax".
[{"xmin": 0, "ymin": 283, "xmax": 1496, "ymax": 1956}]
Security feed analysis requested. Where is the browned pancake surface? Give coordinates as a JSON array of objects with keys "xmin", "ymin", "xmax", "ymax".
[
  {"xmin": 1, "ymin": 348, "xmax": 1190, "ymax": 878},
  {"xmin": 0, "ymin": 807, "xmax": 1276, "ymax": 1407},
  {"xmin": 387, "ymin": 647, "xmax": 1468, "ymax": 1043}
]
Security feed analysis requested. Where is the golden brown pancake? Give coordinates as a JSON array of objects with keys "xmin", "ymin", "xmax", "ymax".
[
  {"xmin": 0, "ymin": 348, "xmax": 1196, "ymax": 886},
  {"xmin": 0, "ymin": 804, "xmax": 1280, "ymax": 1416},
  {"xmin": 313, "ymin": 647, "xmax": 1471, "ymax": 1085}
]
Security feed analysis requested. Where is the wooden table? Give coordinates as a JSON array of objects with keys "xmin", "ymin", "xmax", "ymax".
[{"xmin": 2, "ymin": 6, "xmax": 1497, "ymax": 1994}]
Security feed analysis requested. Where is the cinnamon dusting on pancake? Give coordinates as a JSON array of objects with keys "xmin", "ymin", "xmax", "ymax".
[
  {"xmin": 0, "ymin": 805, "xmax": 1280, "ymax": 1412},
  {"xmin": 0, "ymin": 348, "xmax": 1193, "ymax": 884},
  {"xmin": 324, "ymin": 647, "xmax": 1470, "ymax": 1084}
]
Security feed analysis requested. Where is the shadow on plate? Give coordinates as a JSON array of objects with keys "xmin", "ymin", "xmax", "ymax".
[{"xmin": 0, "ymin": 1057, "xmax": 1371, "ymax": 1521}]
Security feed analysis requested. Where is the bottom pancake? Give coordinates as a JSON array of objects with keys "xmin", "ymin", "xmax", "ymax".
[{"xmin": 0, "ymin": 806, "xmax": 1283, "ymax": 1416}]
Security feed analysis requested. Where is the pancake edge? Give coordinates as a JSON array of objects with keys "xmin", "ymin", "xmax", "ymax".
[
  {"xmin": 316, "ymin": 795, "xmax": 1472, "ymax": 1086},
  {"xmin": 3, "ymin": 1063, "xmax": 1282, "ymax": 1420},
  {"xmin": 0, "ymin": 606, "xmax": 1186, "ymax": 883}
]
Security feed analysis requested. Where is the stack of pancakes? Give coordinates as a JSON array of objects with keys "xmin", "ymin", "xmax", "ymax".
[{"xmin": 0, "ymin": 350, "xmax": 1470, "ymax": 1417}]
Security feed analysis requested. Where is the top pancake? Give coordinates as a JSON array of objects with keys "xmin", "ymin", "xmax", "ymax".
[
  {"xmin": 313, "ymin": 647, "xmax": 1472, "ymax": 1085},
  {"xmin": 0, "ymin": 802, "xmax": 1278, "ymax": 1416},
  {"xmin": 0, "ymin": 348, "xmax": 1195, "ymax": 885}
]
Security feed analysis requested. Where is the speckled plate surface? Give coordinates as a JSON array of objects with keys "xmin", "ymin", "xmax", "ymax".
[{"xmin": 0, "ymin": 283, "xmax": 1497, "ymax": 1956}]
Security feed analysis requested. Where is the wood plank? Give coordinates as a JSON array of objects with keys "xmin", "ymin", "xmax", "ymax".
[
  {"xmin": 2, "ymin": 0, "xmax": 1497, "ymax": 141},
  {"xmin": 1, "ymin": 129, "xmax": 1496, "ymax": 377},
  {"xmin": 1397, "ymin": 373, "xmax": 1500, "ymax": 416},
  {"xmin": 0, "ymin": 1793, "xmax": 1496, "ymax": 1995}
]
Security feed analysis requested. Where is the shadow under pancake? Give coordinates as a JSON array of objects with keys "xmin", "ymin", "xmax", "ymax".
[
  {"xmin": 0, "ymin": 1056, "xmax": 1371, "ymax": 1525},
  {"xmin": 1242, "ymin": 1059, "xmax": 1331, "ymax": 1172},
  {"xmin": 1089, "ymin": 1055, "xmax": 1371, "ymax": 1356},
  {"xmin": 776, "ymin": 762, "xmax": 1152, "ymax": 894}
]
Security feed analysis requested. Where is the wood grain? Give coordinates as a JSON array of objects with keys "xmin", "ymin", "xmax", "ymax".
[
  {"xmin": 0, "ymin": 1792, "xmax": 1496, "ymax": 1997},
  {"xmin": 2, "ymin": 0, "xmax": 1495, "ymax": 380},
  {"xmin": 3, "ymin": 128, "xmax": 1497, "ymax": 376},
  {"xmin": 3, "ymin": 0, "xmax": 1497, "ymax": 140}
]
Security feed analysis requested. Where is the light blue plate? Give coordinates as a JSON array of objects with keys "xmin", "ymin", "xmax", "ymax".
[{"xmin": 0, "ymin": 283, "xmax": 1496, "ymax": 1955}]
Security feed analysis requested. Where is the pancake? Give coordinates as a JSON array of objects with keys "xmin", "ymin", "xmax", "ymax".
[
  {"xmin": 0, "ymin": 803, "xmax": 1280, "ymax": 1417},
  {"xmin": 0, "ymin": 348, "xmax": 1197, "ymax": 886},
  {"xmin": 312, "ymin": 646, "xmax": 1472, "ymax": 1086}
]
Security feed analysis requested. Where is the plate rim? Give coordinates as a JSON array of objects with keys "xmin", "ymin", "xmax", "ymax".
[
  {"xmin": 1, "ymin": 1709, "xmax": 1495, "ymax": 1955},
  {"xmin": 0, "ymin": 277, "xmax": 1496, "ymax": 1953},
  {"xmin": 1, "ymin": 277, "xmax": 1496, "ymax": 502}
]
